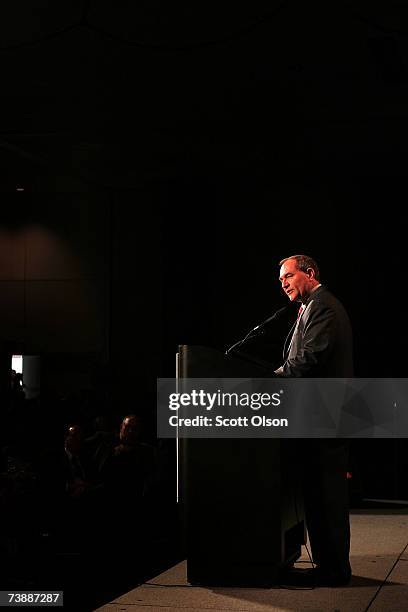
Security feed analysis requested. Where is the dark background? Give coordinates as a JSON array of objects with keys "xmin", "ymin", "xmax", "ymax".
[{"xmin": 1, "ymin": 0, "xmax": 408, "ymax": 606}]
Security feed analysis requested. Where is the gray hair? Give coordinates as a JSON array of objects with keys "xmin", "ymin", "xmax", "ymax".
[{"xmin": 279, "ymin": 254, "xmax": 320, "ymax": 281}]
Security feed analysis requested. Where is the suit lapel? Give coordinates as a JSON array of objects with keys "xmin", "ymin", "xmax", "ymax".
[{"xmin": 282, "ymin": 287, "xmax": 325, "ymax": 361}]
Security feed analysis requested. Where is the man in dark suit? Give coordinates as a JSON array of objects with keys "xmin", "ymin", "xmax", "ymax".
[{"xmin": 275, "ymin": 254, "xmax": 353, "ymax": 587}]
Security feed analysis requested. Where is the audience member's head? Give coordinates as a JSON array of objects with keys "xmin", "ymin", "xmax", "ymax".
[
  {"xmin": 119, "ymin": 415, "xmax": 142, "ymax": 447},
  {"xmin": 64, "ymin": 424, "xmax": 82, "ymax": 455}
]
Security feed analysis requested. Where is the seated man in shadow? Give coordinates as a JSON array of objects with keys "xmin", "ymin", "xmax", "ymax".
[
  {"xmin": 64, "ymin": 425, "xmax": 89, "ymax": 499},
  {"xmin": 102, "ymin": 414, "xmax": 157, "ymax": 512},
  {"xmin": 99, "ymin": 415, "xmax": 158, "ymax": 575}
]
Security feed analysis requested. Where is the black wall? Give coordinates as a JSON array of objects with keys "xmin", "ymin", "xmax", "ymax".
[{"xmin": 1, "ymin": 2, "xmax": 408, "ymax": 498}]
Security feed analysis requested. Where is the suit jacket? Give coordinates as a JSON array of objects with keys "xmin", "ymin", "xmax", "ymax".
[{"xmin": 278, "ymin": 285, "xmax": 353, "ymax": 378}]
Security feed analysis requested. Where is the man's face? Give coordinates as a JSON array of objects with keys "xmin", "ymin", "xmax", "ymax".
[{"xmin": 279, "ymin": 259, "xmax": 313, "ymax": 302}]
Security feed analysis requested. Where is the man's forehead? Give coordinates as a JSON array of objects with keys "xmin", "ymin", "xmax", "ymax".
[
  {"xmin": 124, "ymin": 416, "xmax": 139, "ymax": 426},
  {"xmin": 279, "ymin": 259, "xmax": 297, "ymax": 277}
]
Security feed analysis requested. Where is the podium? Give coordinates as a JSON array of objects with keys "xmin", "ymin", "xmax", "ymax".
[{"xmin": 178, "ymin": 345, "xmax": 305, "ymax": 587}]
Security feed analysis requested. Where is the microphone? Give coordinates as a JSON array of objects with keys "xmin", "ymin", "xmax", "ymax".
[
  {"xmin": 251, "ymin": 306, "xmax": 288, "ymax": 332},
  {"xmin": 225, "ymin": 306, "xmax": 289, "ymax": 356}
]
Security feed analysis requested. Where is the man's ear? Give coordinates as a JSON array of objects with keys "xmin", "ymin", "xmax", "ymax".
[{"xmin": 306, "ymin": 267, "xmax": 315, "ymax": 279}]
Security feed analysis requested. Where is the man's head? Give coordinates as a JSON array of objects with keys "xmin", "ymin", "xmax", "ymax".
[
  {"xmin": 279, "ymin": 255, "xmax": 320, "ymax": 303},
  {"xmin": 119, "ymin": 414, "xmax": 142, "ymax": 446},
  {"xmin": 65, "ymin": 424, "xmax": 82, "ymax": 455}
]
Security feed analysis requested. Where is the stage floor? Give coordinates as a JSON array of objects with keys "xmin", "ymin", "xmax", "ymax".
[{"xmin": 95, "ymin": 509, "xmax": 408, "ymax": 612}]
